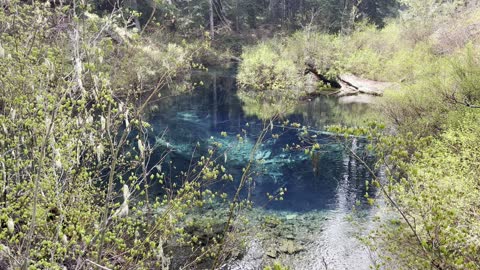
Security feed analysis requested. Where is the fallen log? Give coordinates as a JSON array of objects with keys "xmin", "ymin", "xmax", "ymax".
[
  {"xmin": 337, "ymin": 80, "xmax": 359, "ymax": 97},
  {"xmin": 304, "ymin": 63, "xmax": 341, "ymax": 88},
  {"xmin": 302, "ymin": 61, "xmax": 393, "ymax": 97},
  {"xmin": 337, "ymin": 74, "xmax": 393, "ymax": 96}
]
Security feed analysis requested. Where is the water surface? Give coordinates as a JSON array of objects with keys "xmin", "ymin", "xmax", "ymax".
[{"xmin": 148, "ymin": 68, "xmax": 377, "ymax": 269}]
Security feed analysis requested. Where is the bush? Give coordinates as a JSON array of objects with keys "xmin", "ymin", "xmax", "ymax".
[
  {"xmin": 284, "ymin": 31, "xmax": 343, "ymax": 77},
  {"xmin": 0, "ymin": 3, "xmax": 238, "ymax": 269},
  {"xmin": 363, "ymin": 44, "xmax": 480, "ymax": 269},
  {"xmin": 237, "ymin": 42, "xmax": 302, "ymax": 93},
  {"xmin": 369, "ymin": 110, "xmax": 480, "ymax": 269}
]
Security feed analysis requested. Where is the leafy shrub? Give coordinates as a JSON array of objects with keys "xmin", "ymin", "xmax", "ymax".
[
  {"xmin": 0, "ymin": 2, "xmax": 239, "ymax": 269},
  {"xmin": 284, "ymin": 31, "xmax": 343, "ymax": 77},
  {"xmin": 361, "ymin": 43, "xmax": 480, "ymax": 269},
  {"xmin": 340, "ymin": 47, "xmax": 384, "ymax": 79},
  {"xmin": 237, "ymin": 42, "xmax": 303, "ymax": 93},
  {"xmin": 380, "ymin": 45, "xmax": 480, "ymax": 134},
  {"xmin": 369, "ymin": 110, "xmax": 480, "ymax": 269}
]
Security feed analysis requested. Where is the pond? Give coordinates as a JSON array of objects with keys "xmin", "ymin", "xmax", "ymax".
[{"xmin": 146, "ymin": 68, "xmax": 379, "ymax": 269}]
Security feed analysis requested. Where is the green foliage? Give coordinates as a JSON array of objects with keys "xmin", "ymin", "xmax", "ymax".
[
  {"xmin": 237, "ymin": 20, "xmax": 437, "ymax": 93},
  {"xmin": 147, "ymin": 0, "xmax": 398, "ymax": 36},
  {"xmin": 330, "ymin": 112, "xmax": 480, "ymax": 269},
  {"xmin": 449, "ymin": 46, "xmax": 480, "ymax": 105},
  {"xmin": 338, "ymin": 22, "xmax": 439, "ymax": 82},
  {"xmin": 285, "ymin": 31, "xmax": 343, "ymax": 77},
  {"xmin": 398, "ymin": 0, "xmax": 468, "ymax": 21},
  {"xmin": 238, "ymin": 2, "xmax": 480, "ymax": 97},
  {"xmin": 3, "ymin": 1, "xmax": 480, "ymax": 269},
  {"xmin": 328, "ymin": 38, "xmax": 480, "ymax": 269},
  {"xmin": 237, "ymin": 42, "xmax": 302, "ymax": 93},
  {"xmin": 380, "ymin": 46, "xmax": 480, "ymax": 134},
  {"xmin": 237, "ymin": 32, "xmax": 344, "ymax": 97},
  {"xmin": 264, "ymin": 262, "xmax": 290, "ymax": 270},
  {"xmin": 325, "ymin": 5, "xmax": 480, "ymax": 269},
  {"xmin": 340, "ymin": 47, "xmax": 384, "ymax": 79},
  {"xmin": 238, "ymin": 2, "xmax": 480, "ymax": 269},
  {"xmin": 0, "ymin": 2, "xmax": 241, "ymax": 269},
  {"xmin": 363, "ymin": 110, "xmax": 480, "ymax": 269}
]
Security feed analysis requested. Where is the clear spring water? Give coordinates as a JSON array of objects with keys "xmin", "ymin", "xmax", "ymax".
[{"xmin": 146, "ymin": 68, "xmax": 379, "ymax": 269}]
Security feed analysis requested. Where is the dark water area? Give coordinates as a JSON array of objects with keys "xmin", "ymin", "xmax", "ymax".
[{"xmin": 146, "ymin": 68, "xmax": 375, "ymax": 213}]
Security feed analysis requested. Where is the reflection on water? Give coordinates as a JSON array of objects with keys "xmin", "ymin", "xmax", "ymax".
[{"xmin": 147, "ymin": 69, "xmax": 377, "ymax": 269}]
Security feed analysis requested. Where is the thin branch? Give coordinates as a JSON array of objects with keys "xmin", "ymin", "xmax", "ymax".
[
  {"xmin": 342, "ymin": 139, "xmax": 444, "ymax": 270},
  {"xmin": 85, "ymin": 259, "xmax": 113, "ymax": 270}
]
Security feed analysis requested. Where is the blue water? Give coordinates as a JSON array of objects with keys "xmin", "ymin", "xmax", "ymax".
[{"xmin": 146, "ymin": 68, "xmax": 374, "ymax": 213}]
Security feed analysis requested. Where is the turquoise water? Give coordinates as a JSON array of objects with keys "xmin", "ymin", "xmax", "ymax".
[
  {"xmin": 147, "ymin": 68, "xmax": 374, "ymax": 212},
  {"xmin": 146, "ymin": 68, "xmax": 377, "ymax": 269}
]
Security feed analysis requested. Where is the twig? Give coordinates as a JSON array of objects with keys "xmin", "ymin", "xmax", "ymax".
[{"xmin": 85, "ymin": 259, "xmax": 113, "ymax": 270}]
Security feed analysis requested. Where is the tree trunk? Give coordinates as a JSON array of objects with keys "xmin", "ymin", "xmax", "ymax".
[
  {"xmin": 209, "ymin": 0, "xmax": 215, "ymax": 39},
  {"xmin": 235, "ymin": 0, "xmax": 239, "ymax": 31},
  {"xmin": 213, "ymin": 75, "xmax": 217, "ymax": 128},
  {"xmin": 341, "ymin": 0, "xmax": 362, "ymax": 34},
  {"xmin": 340, "ymin": 0, "xmax": 350, "ymax": 34},
  {"xmin": 128, "ymin": 0, "xmax": 142, "ymax": 32},
  {"xmin": 269, "ymin": 0, "xmax": 278, "ymax": 23}
]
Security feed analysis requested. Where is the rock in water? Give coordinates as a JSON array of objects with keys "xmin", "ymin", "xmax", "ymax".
[
  {"xmin": 285, "ymin": 214, "xmax": 298, "ymax": 220},
  {"xmin": 266, "ymin": 248, "xmax": 278, "ymax": 258},
  {"xmin": 279, "ymin": 240, "xmax": 305, "ymax": 255}
]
